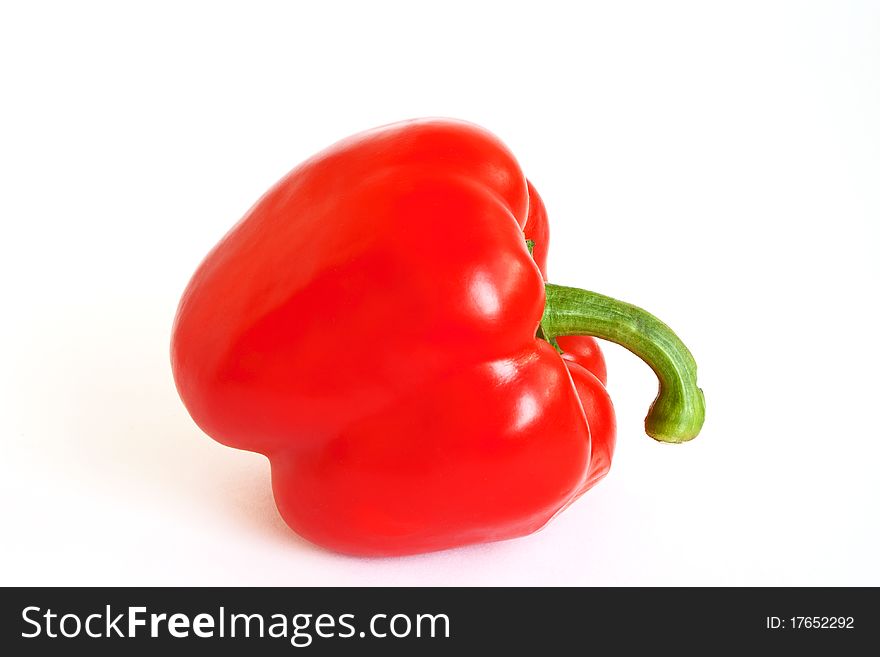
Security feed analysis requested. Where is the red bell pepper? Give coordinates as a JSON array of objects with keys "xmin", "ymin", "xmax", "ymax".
[{"xmin": 171, "ymin": 119, "xmax": 705, "ymax": 556}]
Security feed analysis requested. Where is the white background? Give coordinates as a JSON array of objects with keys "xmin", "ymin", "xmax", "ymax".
[{"xmin": 2, "ymin": 1, "xmax": 878, "ymax": 586}]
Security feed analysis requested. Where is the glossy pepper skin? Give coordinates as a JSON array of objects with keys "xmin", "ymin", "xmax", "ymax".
[{"xmin": 171, "ymin": 119, "xmax": 703, "ymax": 556}]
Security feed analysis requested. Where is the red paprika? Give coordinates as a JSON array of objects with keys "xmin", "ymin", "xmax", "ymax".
[{"xmin": 171, "ymin": 119, "xmax": 704, "ymax": 556}]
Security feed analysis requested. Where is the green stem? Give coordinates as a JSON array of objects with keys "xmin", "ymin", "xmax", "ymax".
[{"xmin": 541, "ymin": 283, "xmax": 705, "ymax": 443}]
